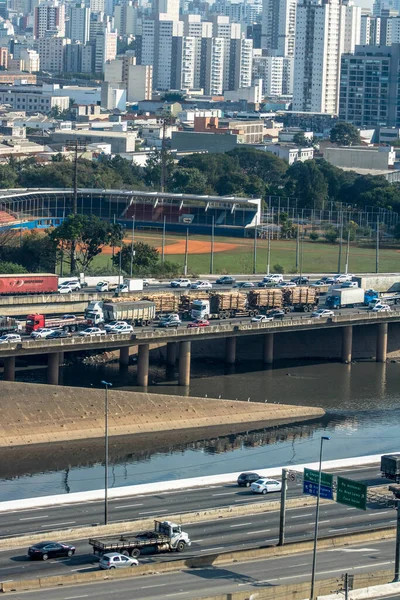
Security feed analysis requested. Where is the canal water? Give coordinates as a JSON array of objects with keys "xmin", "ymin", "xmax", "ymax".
[{"xmin": 2, "ymin": 358, "xmax": 400, "ymax": 501}]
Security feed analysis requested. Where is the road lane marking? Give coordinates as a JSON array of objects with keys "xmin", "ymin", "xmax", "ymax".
[
  {"xmin": 138, "ymin": 509, "xmax": 168, "ymax": 515},
  {"xmin": 20, "ymin": 516, "xmax": 48, "ymax": 521},
  {"xmin": 41, "ymin": 521, "xmax": 76, "ymax": 528},
  {"xmin": 64, "ymin": 595, "xmax": 89, "ymax": 599},
  {"xmin": 317, "ymin": 520, "xmax": 331, "ymax": 523},
  {"xmin": 191, "ymin": 539, "xmax": 204, "ymax": 543},
  {"xmin": 141, "ymin": 584, "xmax": 167, "ymax": 589},
  {"xmin": 230, "ymin": 522, "xmax": 252, "ymax": 528},
  {"xmin": 290, "ymin": 513, "xmax": 312, "ymax": 519},
  {"xmin": 212, "ymin": 492, "xmax": 236, "ymax": 496},
  {"xmin": 200, "ymin": 547, "xmax": 224, "ymax": 552},
  {"xmin": 166, "ymin": 593, "xmax": 187, "ymax": 597},
  {"xmin": 247, "ymin": 529, "xmax": 270, "ymax": 534},
  {"xmin": 114, "ymin": 504, "xmax": 143, "ymax": 509},
  {"xmin": 329, "ymin": 528, "xmax": 348, "ymax": 532}
]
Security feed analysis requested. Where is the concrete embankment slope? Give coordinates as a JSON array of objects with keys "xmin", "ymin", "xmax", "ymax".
[{"xmin": 0, "ymin": 381, "xmax": 324, "ymax": 447}]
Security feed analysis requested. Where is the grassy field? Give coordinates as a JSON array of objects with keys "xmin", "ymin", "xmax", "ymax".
[{"xmin": 90, "ymin": 231, "xmax": 400, "ymax": 276}]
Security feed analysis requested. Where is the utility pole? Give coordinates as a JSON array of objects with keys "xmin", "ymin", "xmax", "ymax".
[
  {"xmin": 344, "ymin": 229, "xmax": 350, "ymax": 275},
  {"xmin": 310, "ymin": 436, "xmax": 330, "ymax": 600},
  {"xmin": 344, "ymin": 573, "xmax": 349, "ymax": 600},
  {"xmin": 160, "ymin": 116, "xmax": 174, "ymax": 193},
  {"xmin": 266, "ymin": 229, "xmax": 271, "ymax": 275},
  {"xmin": 394, "ymin": 500, "xmax": 400, "ymax": 581},
  {"xmin": 253, "ymin": 225, "xmax": 257, "ymax": 274},
  {"xmin": 338, "ymin": 210, "xmax": 343, "ymax": 273},
  {"xmin": 376, "ymin": 219, "xmax": 380, "ymax": 274},
  {"xmin": 210, "ymin": 215, "xmax": 215, "ymax": 275},
  {"xmin": 65, "ymin": 138, "xmax": 86, "ymax": 274},
  {"xmin": 130, "ymin": 215, "xmax": 135, "ymax": 277},
  {"xmin": 161, "ymin": 215, "xmax": 166, "ymax": 263},
  {"xmin": 184, "ymin": 228, "xmax": 189, "ymax": 276},
  {"xmin": 101, "ymin": 380, "xmax": 112, "ymax": 526},
  {"xmin": 295, "ymin": 222, "xmax": 300, "ymax": 272},
  {"xmin": 278, "ymin": 468, "xmax": 288, "ymax": 545}
]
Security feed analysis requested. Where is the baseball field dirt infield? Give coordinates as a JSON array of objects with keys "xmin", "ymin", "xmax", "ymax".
[{"xmin": 156, "ymin": 240, "xmax": 238, "ymax": 254}]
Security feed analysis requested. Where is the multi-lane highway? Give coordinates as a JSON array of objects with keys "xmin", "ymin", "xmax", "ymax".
[
  {"xmin": 4, "ymin": 538, "xmax": 397, "ymax": 600},
  {"xmin": 0, "ymin": 463, "xmax": 396, "ymax": 584}
]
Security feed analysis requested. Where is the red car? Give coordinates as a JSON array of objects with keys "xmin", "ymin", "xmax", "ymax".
[{"xmin": 187, "ymin": 319, "xmax": 210, "ymax": 328}]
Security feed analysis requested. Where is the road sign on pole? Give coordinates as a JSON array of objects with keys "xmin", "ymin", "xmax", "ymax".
[
  {"xmin": 303, "ymin": 468, "xmax": 333, "ymax": 500},
  {"xmin": 336, "ymin": 476, "xmax": 367, "ymax": 510}
]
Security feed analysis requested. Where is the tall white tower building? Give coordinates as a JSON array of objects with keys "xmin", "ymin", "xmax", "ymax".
[
  {"xmin": 342, "ymin": 0, "xmax": 361, "ymax": 53},
  {"xmin": 69, "ymin": 3, "xmax": 91, "ymax": 44},
  {"xmin": 293, "ymin": 0, "xmax": 345, "ymax": 114},
  {"xmin": 262, "ymin": 0, "xmax": 297, "ymax": 56}
]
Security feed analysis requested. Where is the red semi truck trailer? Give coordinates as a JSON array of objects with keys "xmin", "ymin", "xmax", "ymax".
[{"xmin": 0, "ymin": 274, "xmax": 59, "ymax": 295}]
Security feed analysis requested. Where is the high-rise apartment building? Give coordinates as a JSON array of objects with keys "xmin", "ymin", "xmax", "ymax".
[
  {"xmin": 69, "ymin": 3, "xmax": 90, "ymax": 44},
  {"xmin": 339, "ymin": 44, "xmax": 400, "ymax": 127},
  {"xmin": 89, "ymin": 0, "xmax": 105, "ymax": 14},
  {"xmin": 360, "ymin": 14, "xmax": 381, "ymax": 44},
  {"xmin": 37, "ymin": 36, "xmax": 69, "ymax": 72},
  {"xmin": 252, "ymin": 50, "xmax": 293, "ymax": 95},
  {"xmin": 211, "ymin": 16, "xmax": 241, "ymax": 89},
  {"xmin": 34, "ymin": 0, "xmax": 65, "ymax": 39},
  {"xmin": 343, "ymin": 0, "xmax": 361, "ymax": 53},
  {"xmin": 261, "ymin": 0, "xmax": 296, "ymax": 57},
  {"xmin": 293, "ymin": 0, "xmax": 345, "ymax": 114},
  {"xmin": 20, "ymin": 47, "xmax": 40, "ymax": 71},
  {"xmin": 114, "ymin": 0, "xmax": 139, "ymax": 35}
]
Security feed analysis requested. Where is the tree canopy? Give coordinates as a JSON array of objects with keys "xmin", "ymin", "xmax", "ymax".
[{"xmin": 330, "ymin": 122, "xmax": 361, "ymax": 146}]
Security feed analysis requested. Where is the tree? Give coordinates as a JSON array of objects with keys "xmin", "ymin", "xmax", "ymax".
[
  {"xmin": 292, "ymin": 132, "xmax": 311, "ymax": 147},
  {"xmin": 227, "ymin": 147, "xmax": 287, "ymax": 186},
  {"xmin": 330, "ymin": 122, "xmax": 361, "ymax": 146},
  {"xmin": 286, "ymin": 161, "xmax": 328, "ymax": 209},
  {"xmin": 48, "ymin": 215, "xmax": 113, "ymax": 274},
  {"xmin": 144, "ymin": 149, "xmax": 175, "ymax": 189},
  {"xmin": 309, "ymin": 232, "xmax": 319, "ymax": 242},
  {"xmin": 324, "ymin": 227, "xmax": 339, "ymax": 244},
  {"xmin": 16, "ymin": 231, "xmax": 57, "ymax": 272},
  {"xmin": 161, "ymin": 92, "xmax": 185, "ymax": 102},
  {"xmin": 113, "ymin": 242, "xmax": 159, "ymax": 275},
  {"xmin": 394, "ymin": 223, "xmax": 400, "ymax": 240},
  {"xmin": 169, "ymin": 168, "xmax": 210, "ymax": 195},
  {"xmin": 0, "ymin": 261, "xmax": 27, "ymax": 273}
]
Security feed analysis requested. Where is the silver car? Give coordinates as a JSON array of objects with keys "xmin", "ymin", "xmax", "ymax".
[{"xmin": 99, "ymin": 552, "xmax": 139, "ymax": 570}]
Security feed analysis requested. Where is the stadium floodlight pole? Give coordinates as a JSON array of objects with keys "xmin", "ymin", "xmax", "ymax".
[
  {"xmin": 130, "ymin": 215, "xmax": 135, "ymax": 277},
  {"xmin": 344, "ymin": 229, "xmax": 350, "ymax": 275},
  {"xmin": 376, "ymin": 219, "xmax": 379, "ymax": 274},
  {"xmin": 295, "ymin": 220, "xmax": 300, "ymax": 272},
  {"xmin": 101, "ymin": 380, "xmax": 112, "ymax": 526},
  {"xmin": 338, "ymin": 209, "xmax": 344, "ymax": 273},
  {"xmin": 210, "ymin": 215, "xmax": 215, "ymax": 275},
  {"xmin": 266, "ymin": 229, "xmax": 271, "ymax": 276},
  {"xmin": 310, "ymin": 436, "xmax": 330, "ymax": 600},
  {"xmin": 162, "ymin": 215, "xmax": 166, "ymax": 263},
  {"xmin": 253, "ymin": 224, "xmax": 257, "ymax": 274},
  {"xmin": 184, "ymin": 228, "xmax": 189, "ymax": 276}
]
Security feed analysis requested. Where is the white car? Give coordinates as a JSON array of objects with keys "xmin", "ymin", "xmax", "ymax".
[
  {"xmin": 59, "ymin": 284, "xmax": 80, "ymax": 294},
  {"xmin": 31, "ymin": 328, "xmax": 56, "ymax": 339},
  {"xmin": 333, "ymin": 274, "xmax": 353, "ymax": 283},
  {"xmin": 372, "ymin": 304, "xmax": 391, "ymax": 313},
  {"xmin": 263, "ymin": 274, "xmax": 284, "ymax": 283},
  {"xmin": 278, "ymin": 281, "xmax": 297, "ymax": 288},
  {"xmin": 311, "ymin": 309, "xmax": 335, "ymax": 318},
  {"xmin": 110, "ymin": 324, "xmax": 134, "ymax": 334},
  {"xmin": 191, "ymin": 280, "xmax": 212, "ymax": 290},
  {"xmin": 250, "ymin": 478, "xmax": 282, "ymax": 494},
  {"xmin": 0, "ymin": 333, "xmax": 22, "ymax": 344},
  {"xmin": 251, "ymin": 315, "xmax": 274, "ymax": 323},
  {"xmin": 79, "ymin": 327, "xmax": 106, "ymax": 337},
  {"xmin": 104, "ymin": 321, "xmax": 128, "ymax": 333},
  {"xmin": 99, "ymin": 552, "xmax": 139, "ymax": 570},
  {"xmin": 170, "ymin": 278, "xmax": 191, "ymax": 288}
]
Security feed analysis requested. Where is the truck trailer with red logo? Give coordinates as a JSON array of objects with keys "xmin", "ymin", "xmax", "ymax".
[{"xmin": 0, "ymin": 274, "xmax": 59, "ymax": 295}]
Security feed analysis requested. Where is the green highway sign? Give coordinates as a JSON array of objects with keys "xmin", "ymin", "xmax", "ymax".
[
  {"xmin": 336, "ymin": 476, "xmax": 367, "ymax": 510},
  {"xmin": 304, "ymin": 468, "xmax": 333, "ymax": 487}
]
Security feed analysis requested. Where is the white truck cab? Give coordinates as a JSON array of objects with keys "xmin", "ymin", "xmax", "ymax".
[
  {"xmin": 191, "ymin": 299, "xmax": 210, "ymax": 320},
  {"xmin": 158, "ymin": 521, "xmax": 191, "ymax": 550}
]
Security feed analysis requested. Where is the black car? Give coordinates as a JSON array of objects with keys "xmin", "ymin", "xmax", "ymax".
[
  {"xmin": 46, "ymin": 330, "xmax": 72, "ymax": 339},
  {"xmin": 267, "ymin": 309, "xmax": 285, "ymax": 320},
  {"xmin": 215, "ymin": 276, "xmax": 236, "ymax": 285},
  {"xmin": 237, "ymin": 472, "xmax": 261, "ymax": 487},
  {"xmin": 290, "ymin": 276, "xmax": 309, "ymax": 285},
  {"xmin": 28, "ymin": 542, "xmax": 76, "ymax": 561}
]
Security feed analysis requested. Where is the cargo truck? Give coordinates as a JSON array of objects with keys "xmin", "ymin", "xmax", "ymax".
[
  {"xmin": 0, "ymin": 316, "xmax": 21, "ymax": 335},
  {"xmin": 381, "ymin": 454, "xmax": 400, "ymax": 483},
  {"xmin": 25, "ymin": 313, "xmax": 88, "ymax": 334},
  {"xmin": 0, "ymin": 274, "xmax": 58, "ymax": 295},
  {"xmin": 191, "ymin": 292, "xmax": 256, "ymax": 320},
  {"xmin": 89, "ymin": 520, "xmax": 191, "ymax": 558},
  {"xmin": 325, "ymin": 287, "xmax": 365, "ymax": 309},
  {"xmin": 100, "ymin": 300, "xmax": 156, "ymax": 326},
  {"xmin": 114, "ymin": 279, "xmax": 144, "ymax": 295}
]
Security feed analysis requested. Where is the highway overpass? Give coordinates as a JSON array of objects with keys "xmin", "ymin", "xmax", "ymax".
[{"xmin": 0, "ymin": 311, "xmax": 399, "ymax": 386}]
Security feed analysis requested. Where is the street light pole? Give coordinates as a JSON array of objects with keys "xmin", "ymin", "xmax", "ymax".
[
  {"xmin": 101, "ymin": 380, "xmax": 112, "ymax": 526},
  {"xmin": 130, "ymin": 215, "xmax": 135, "ymax": 277},
  {"xmin": 310, "ymin": 436, "xmax": 330, "ymax": 600}
]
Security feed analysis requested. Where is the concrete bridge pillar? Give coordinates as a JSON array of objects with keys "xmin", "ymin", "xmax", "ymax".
[
  {"xmin": 262, "ymin": 333, "xmax": 274, "ymax": 365},
  {"xmin": 341, "ymin": 326, "xmax": 353, "ymax": 364},
  {"xmin": 47, "ymin": 352, "xmax": 60, "ymax": 385},
  {"xmin": 3, "ymin": 356, "xmax": 15, "ymax": 381},
  {"xmin": 225, "ymin": 337, "xmax": 236, "ymax": 365},
  {"xmin": 137, "ymin": 344, "xmax": 149, "ymax": 387},
  {"xmin": 166, "ymin": 342, "xmax": 177, "ymax": 367},
  {"xmin": 119, "ymin": 346, "xmax": 130, "ymax": 367},
  {"xmin": 178, "ymin": 341, "xmax": 191, "ymax": 387},
  {"xmin": 59, "ymin": 351, "xmax": 65, "ymax": 366},
  {"xmin": 376, "ymin": 322, "xmax": 388, "ymax": 363}
]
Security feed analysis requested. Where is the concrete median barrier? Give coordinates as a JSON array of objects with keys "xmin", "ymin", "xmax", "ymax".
[{"xmin": 1, "ymin": 527, "xmax": 396, "ymax": 594}]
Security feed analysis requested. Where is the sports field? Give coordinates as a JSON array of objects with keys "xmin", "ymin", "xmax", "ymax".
[{"xmin": 95, "ymin": 231, "xmax": 400, "ymax": 275}]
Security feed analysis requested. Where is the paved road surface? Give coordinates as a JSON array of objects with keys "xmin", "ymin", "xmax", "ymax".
[
  {"xmin": 5, "ymin": 538, "xmax": 396, "ymax": 600},
  {"xmin": 0, "ymin": 464, "xmax": 396, "ymax": 583}
]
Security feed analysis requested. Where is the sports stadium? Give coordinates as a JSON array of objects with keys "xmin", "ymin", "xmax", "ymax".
[{"xmin": 0, "ymin": 188, "xmax": 262, "ymax": 237}]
